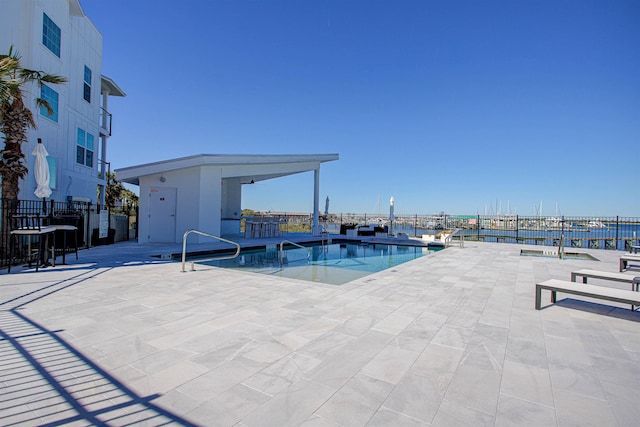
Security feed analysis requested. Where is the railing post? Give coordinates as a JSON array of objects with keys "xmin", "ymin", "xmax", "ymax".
[
  {"xmin": 86, "ymin": 202, "xmax": 92, "ymax": 248},
  {"xmin": 616, "ymin": 216, "xmax": 619, "ymax": 250}
]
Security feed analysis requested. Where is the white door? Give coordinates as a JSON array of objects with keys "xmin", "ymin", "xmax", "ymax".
[{"xmin": 149, "ymin": 187, "xmax": 176, "ymax": 242}]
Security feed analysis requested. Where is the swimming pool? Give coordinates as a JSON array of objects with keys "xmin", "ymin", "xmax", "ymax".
[{"xmin": 196, "ymin": 241, "xmax": 440, "ymax": 285}]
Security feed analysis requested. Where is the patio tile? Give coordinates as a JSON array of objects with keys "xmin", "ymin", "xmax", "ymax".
[
  {"xmin": 382, "ymin": 371, "xmax": 448, "ymax": 424},
  {"xmin": 240, "ymin": 378, "xmax": 334, "ymax": 427},
  {"xmin": 185, "ymin": 383, "xmax": 270, "ymax": 427},
  {"xmin": 444, "ymin": 363, "xmax": 501, "ymax": 415},
  {"xmin": 371, "ymin": 311, "xmax": 416, "ymax": 335},
  {"xmin": 243, "ymin": 340, "xmax": 293, "ymax": 364},
  {"xmin": 601, "ymin": 380, "xmax": 640, "ymax": 426},
  {"xmin": 3, "ymin": 240, "xmax": 639, "ymax": 426},
  {"xmin": 411, "ymin": 343, "xmax": 464, "ymax": 379},
  {"xmin": 366, "ymin": 407, "xmax": 429, "ymax": 426},
  {"xmin": 242, "ymin": 352, "xmax": 322, "ymax": 396},
  {"xmin": 432, "ymin": 399, "xmax": 495, "ymax": 427},
  {"xmin": 430, "ymin": 324, "xmax": 474, "ymax": 350},
  {"xmin": 589, "ymin": 353, "xmax": 640, "ymax": 388},
  {"xmin": 360, "ymin": 345, "xmax": 419, "ymax": 385},
  {"xmin": 543, "ymin": 334, "xmax": 591, "ymax": 366},
  {"xmin": 128, "ymin": 359, "xmax": 209, "ymax": 395},
  {"xmin": 314, "ymin": 373, "xmax": 394, "ymax": 426},
  {"xmin": 175, "ymin": 357, "xmax": 264, "ymax": 402},
  {"xmin": 554, "ymin": 389, "xmax": 618, "ymax": 427},
  {"xmin": 500, "ymin": 359, "xmax": 554, "ymax": 406},
  {"xmin": 547, "ymin": 360, "xmax": 607, "ymax": 400},
  {"xmin": 495, "ymin": 393, "xmax": 556, "ymax": 426}
]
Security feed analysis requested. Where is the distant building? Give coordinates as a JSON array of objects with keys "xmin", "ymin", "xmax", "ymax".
[{"xmin": 0, "ymin": 0, "xmax": 125, "ymax": 203}]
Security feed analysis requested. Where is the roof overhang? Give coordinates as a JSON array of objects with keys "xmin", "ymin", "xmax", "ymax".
[
  {"xmin": 101, "ymin": 75, "xmax": 126, "ymax": 97},
  {"xmin": 115, "ymin": 154, "xmax": 339, "ymax": 186},
  {"xmin": 69, "ymin": 0, "xmax": 85, "ymax": 17}
]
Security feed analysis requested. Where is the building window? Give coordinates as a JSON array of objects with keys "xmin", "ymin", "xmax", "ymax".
[
  {"xmin": 39, "ymin": 84, "xmax": 59, "ymax": 122},
  {"xmin": 83, "ymin": 66, "xmax": 92, "ymax": 102},
  {"xmin": 42, "ymin": 13, "xmax": 61, "ymax": 57},
  {"xmin": 76, "ymin": 128, "xmax": 94, "ymax": 167}
]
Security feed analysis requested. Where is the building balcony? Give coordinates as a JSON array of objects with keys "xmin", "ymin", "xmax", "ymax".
[{"xmin": 99, "ymin": 107, "xmax": 112, "ymax": 137}]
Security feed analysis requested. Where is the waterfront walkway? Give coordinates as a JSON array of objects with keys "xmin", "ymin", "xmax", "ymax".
[{"xmin": 1, "ymin": 238, "xmax": 639, "ymax": 426}]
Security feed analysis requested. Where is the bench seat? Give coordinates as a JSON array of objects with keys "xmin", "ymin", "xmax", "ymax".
[
  {"xmin": 571, "ymin": 269, "xmax": 640, "ymax": 290},
  {"xmin": 620, "ymin": 254, "xmax": 640, "ymax": 272},
  {"xmin": 536, "ymin": 279, "xmax": 640, "ymax": 310}
]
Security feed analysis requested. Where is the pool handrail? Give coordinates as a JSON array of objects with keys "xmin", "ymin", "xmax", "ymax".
[
  {"xmin": 445, "ymin": 228, "xmax": 464, "ymax": 248},
  {"xmin": 181, "ymin": 229, "xmax": 241, "ymax": 272},
  {"xmin": 280, "ymin": 240, "xmax": 311, "ymax": 265},
  {"xmin": 321, "ymin": 225, "xmax": 330, "ymax": 247}
]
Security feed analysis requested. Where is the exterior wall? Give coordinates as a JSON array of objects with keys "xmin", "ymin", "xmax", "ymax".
[
  {"xmin": 198, "ymin": 167, "xmax": 222, "ymax": 240},
  {"xmin": 136, "ymin": 166, "xmax": 244, "ymax": 243},
  {"xmin": 0, "ymin": 0, "xmax": 106, "ymax": 202},
  {"xmin": 138, "ymin": 167, "xmax": 216, "ymax": 244}
]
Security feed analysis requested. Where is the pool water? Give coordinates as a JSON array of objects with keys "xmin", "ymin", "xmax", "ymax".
[{"xmin": 197, "ymin": 242, "xmax": 440, "ymax": 285}]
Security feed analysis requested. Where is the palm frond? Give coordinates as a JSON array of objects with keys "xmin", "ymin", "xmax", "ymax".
[{"xmin": 35, "ymin": 98, "xmax": 54, "ymax": 117}]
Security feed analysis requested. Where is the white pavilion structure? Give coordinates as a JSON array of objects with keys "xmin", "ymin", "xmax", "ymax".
[{"xmin": 115, "ymin": 154, "xmax": 339, "ymax": 243}]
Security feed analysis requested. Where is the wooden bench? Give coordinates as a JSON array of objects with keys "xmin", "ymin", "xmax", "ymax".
[
  {"xmin": 535, "ymin": 279, "xmax": 640, "ymax": 310},
  {"xmin": 571, "ymin": 269, "xmax": 640, "ymax": 291},
  {"xmin": 619, "ymin": 254, "xmax": 640, "ymax": 272}
]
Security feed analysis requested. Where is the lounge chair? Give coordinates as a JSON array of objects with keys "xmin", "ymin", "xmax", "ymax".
[{"xmin": 619, "ymin": 253, "xmax": 640, "ymax": 272}]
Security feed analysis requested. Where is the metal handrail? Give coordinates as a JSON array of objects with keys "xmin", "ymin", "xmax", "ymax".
[
  {"xmin": 320, "ymin": 226, "xmax": 330, "ymax": 247},
  {"xmin": 443, "ymin": 228, "xmax": 464, "ymax": 248},
  {"xmin": 280, "ymin": 240, "xmax": 311, "ymax": 265},
  {"xmin": 181, "ymin": 229, "xmax": 241, "ymax": 272}
]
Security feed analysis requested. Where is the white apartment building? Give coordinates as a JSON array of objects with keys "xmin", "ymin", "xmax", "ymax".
[{"xmin": 0, "ymin": 0, "xmax": 124, "ymax": 204}]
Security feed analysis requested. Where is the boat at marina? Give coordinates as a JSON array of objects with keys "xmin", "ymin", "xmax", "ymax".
[{"xmin": 587, "ymin": 220, "xmax": 606, "ymax": 228}]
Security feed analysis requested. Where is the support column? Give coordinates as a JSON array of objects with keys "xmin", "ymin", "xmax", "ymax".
[{"xmin": 312, "ymin": 167, "xmax": 320, "ymax": 236}]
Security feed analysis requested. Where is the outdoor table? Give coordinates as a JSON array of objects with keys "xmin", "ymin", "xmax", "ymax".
[
  {"xmin": 8, "ymin": 223, "xmax": 56, "ymax": 272},
  {"xmin": 631, "ymin": 245, "xmax": 640, "ymax": 254}
]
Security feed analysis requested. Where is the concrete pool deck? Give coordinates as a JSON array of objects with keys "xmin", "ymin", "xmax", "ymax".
[{"xmin": 1, "ymin": 238, "xmax": 640, "ymax": 426}]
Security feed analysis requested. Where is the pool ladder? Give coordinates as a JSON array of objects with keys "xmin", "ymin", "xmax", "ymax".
[
  {"xmin": 280, "ymin": 240, "xmax": 311, "ymax": 266},
  {"xmin": 181, "ymin": 229, "xmax": 241, "ymax": 272}
]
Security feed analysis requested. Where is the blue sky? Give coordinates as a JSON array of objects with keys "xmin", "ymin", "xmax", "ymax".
[{"xmin": 82, "ymin": 0, "xmax": 639, "ymax": 216}]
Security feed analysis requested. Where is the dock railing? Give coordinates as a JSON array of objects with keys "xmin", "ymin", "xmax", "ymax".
[{"xmin": 268, "ymin": 213, "xmax": 639, "ymax": 252}]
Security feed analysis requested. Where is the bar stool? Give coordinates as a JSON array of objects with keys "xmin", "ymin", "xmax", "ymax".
[
  {"xmin": 52, "ymin": 224, "xmax": 79, "ymax": 264},
  {"xmin": 8, "ymin": 215, "xmax": 56, "ymax": 272}
]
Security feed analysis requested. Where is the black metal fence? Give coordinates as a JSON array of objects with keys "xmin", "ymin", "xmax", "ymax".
[
  {"xmin": 320, "ymin": 213, "xmax": 640, "ymax": 251},
  {"xmin": 1, "ymin": 198, "xmax": 140, "ymax": 269},
  {"xmin": 4, "ymin": 203, "xmax": 639, "ymax": 269}
]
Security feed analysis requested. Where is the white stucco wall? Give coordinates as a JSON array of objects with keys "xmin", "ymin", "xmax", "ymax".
[
  {"xmin": 137, "ymin": 166, "xmax": 234, "ymax": 243},
  {"xmin": 197, "ymin": 167, "xmax": 222, "ymax": 240}
]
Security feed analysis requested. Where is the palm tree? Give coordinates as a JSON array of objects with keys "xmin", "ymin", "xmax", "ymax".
[{"xmin": 0, "ymin": 46, "xmax": 66, "ymax": 200}]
